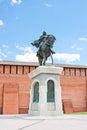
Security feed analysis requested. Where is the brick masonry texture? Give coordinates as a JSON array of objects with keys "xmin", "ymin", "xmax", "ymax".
[{"xmin": 0, "ymin": 62, "xmax": 87, "ymax": 114}]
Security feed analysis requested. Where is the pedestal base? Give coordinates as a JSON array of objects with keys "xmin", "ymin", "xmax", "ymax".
[{"xmin": 28, "ymin": 66, "xmax": 63, "ymax": 116}]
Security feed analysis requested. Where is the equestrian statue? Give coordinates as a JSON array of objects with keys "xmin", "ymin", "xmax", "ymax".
[{"xmin": 31, "ymin": 31, "xmax": 56, "ymax": 65}]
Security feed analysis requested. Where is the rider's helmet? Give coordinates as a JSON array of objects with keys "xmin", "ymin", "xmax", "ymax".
[{"xmin": 43, "ymin": 31, "xmax": 46, "ymax": 35}]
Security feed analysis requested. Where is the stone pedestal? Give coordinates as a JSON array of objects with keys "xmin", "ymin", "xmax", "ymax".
[{"xmin": 28, "ymin": 66, "xmax": 63, "ymax": 116}]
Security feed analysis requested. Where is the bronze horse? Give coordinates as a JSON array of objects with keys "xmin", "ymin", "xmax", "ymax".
[{"xmin": 31, "ymin": 34, "xmax": 56, "ymax": 65}]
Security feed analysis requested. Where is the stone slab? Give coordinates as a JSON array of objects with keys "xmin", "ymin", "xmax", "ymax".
[
  {"xmin": 0, "ymin": 114, "xmax": 87, "ymax": 130},
  {"xmin": 29, "ymin": 65, "xmax": 63, "ymax": 79}
]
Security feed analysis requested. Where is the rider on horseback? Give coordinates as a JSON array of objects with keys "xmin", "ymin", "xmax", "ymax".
[
  {"xmin": 31, "ymin": 31, "xmax": 56, "ymax": 65},
  {"xmin": 38, "ymin": 31, "xmax": 55, "ymax": 54}
]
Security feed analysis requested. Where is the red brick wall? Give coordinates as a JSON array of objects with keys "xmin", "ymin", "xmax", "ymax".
[
  {"xmin": 0, "ymin": 84, "xmax": 3, "ymax": 114},
  {"xmin": 3, "ymin": 83, "xmax": 19, "ymax": 114},
  {"xmin": 0, "ymin": 64, "xmax": 35, "ymax": 114},
  {"xmin": 61, "ymin": 67, "xmax": 87, "ymax": 113},
  {"xmin": 0, "ymin": 64, "xmax": 87, "ymax": 114}
]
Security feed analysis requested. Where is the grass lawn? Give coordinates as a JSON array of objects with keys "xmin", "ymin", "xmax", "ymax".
[{"xmin": 72, "ymin": 112, "xmax": 87, "ymax": 114}]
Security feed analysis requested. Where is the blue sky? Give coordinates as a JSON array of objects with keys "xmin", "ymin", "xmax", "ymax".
[{"xmin": 0, "ymin": 0, "xmax": 87, "ymax": 65}]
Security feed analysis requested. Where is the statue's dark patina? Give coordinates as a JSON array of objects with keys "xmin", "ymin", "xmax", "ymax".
[{"xmin": 31, "ymin": 31, "xmax": 56, "ymax": 65}]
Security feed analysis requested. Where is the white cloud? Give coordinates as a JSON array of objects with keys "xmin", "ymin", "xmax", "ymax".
[
  {"xmin": 53, "ymin": 53, "xmax": 80, "ymax": 63},
  {"xmin": 0, "ymin": 20, "xmax": 4, "ymax": 26},
  {"xmin": 71, "ymin": 44, "xmax": 76, "ymax": 49},
  {"xmin": 16, "ymin": 45, "xmax": 33, "ymax": 53},
  {"xmin": 0, "ymin": 50, "xmax": 7, "ymax": 58},
  {"xmin": 45, "ymin": 3, "xmax": 53, "ymax": 7},
  {"xmin": 16, "ymin": 52, "xmax": 38, "ymax": 62},
  {"xmin": 76, "ymin": 48, "xmax": 83, "ymax": 51},
  {"xmin": 16, "ymin": 45, "xmax": 38, "ymax": 62},
  {"xmin": 15, "ymin": 45, "xmax": 80, "ymax": 63},
  {"xmin": 78, "ymin": 37, "xmax": 87, "ymax": 41},
  {"xmin": 16, "ymin": 52, "xmax": 80, "ymax": 63},
  {"xmin": 2, "ymin": 44, "xmax": 9, "ymax": 48},
  {"xmin": 71, "ymin": 44, "xmax": 83, "ymax": 51},
  {"xmin": 11, "ymin": 0, "xmax": 22, "ymax": 5}
]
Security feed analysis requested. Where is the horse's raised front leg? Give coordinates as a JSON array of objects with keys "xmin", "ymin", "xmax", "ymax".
[
  {"xmin": 38, "ymin": 56, "xmax": 42, "ymax": 65},
  {"xmin": 50, "ymin": 53, "xmax": 54, "ymax": 65},
  {"xmin": 42, "ymin": 52, "xmax": 46, "ymax": 65}
]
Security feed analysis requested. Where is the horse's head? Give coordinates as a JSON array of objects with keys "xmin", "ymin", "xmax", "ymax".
[
  {"xmin": 32, "ymin": 40, "xmax": 40, "ymax": 48},
  {"xmin": 47, "ymin": 34, "xmax": 56, "ymax": 48}
]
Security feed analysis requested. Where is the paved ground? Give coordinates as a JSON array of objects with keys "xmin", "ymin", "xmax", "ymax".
[{"xmin": 0, "ymin": 114, "xmax": 87, "ymax": 130}]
